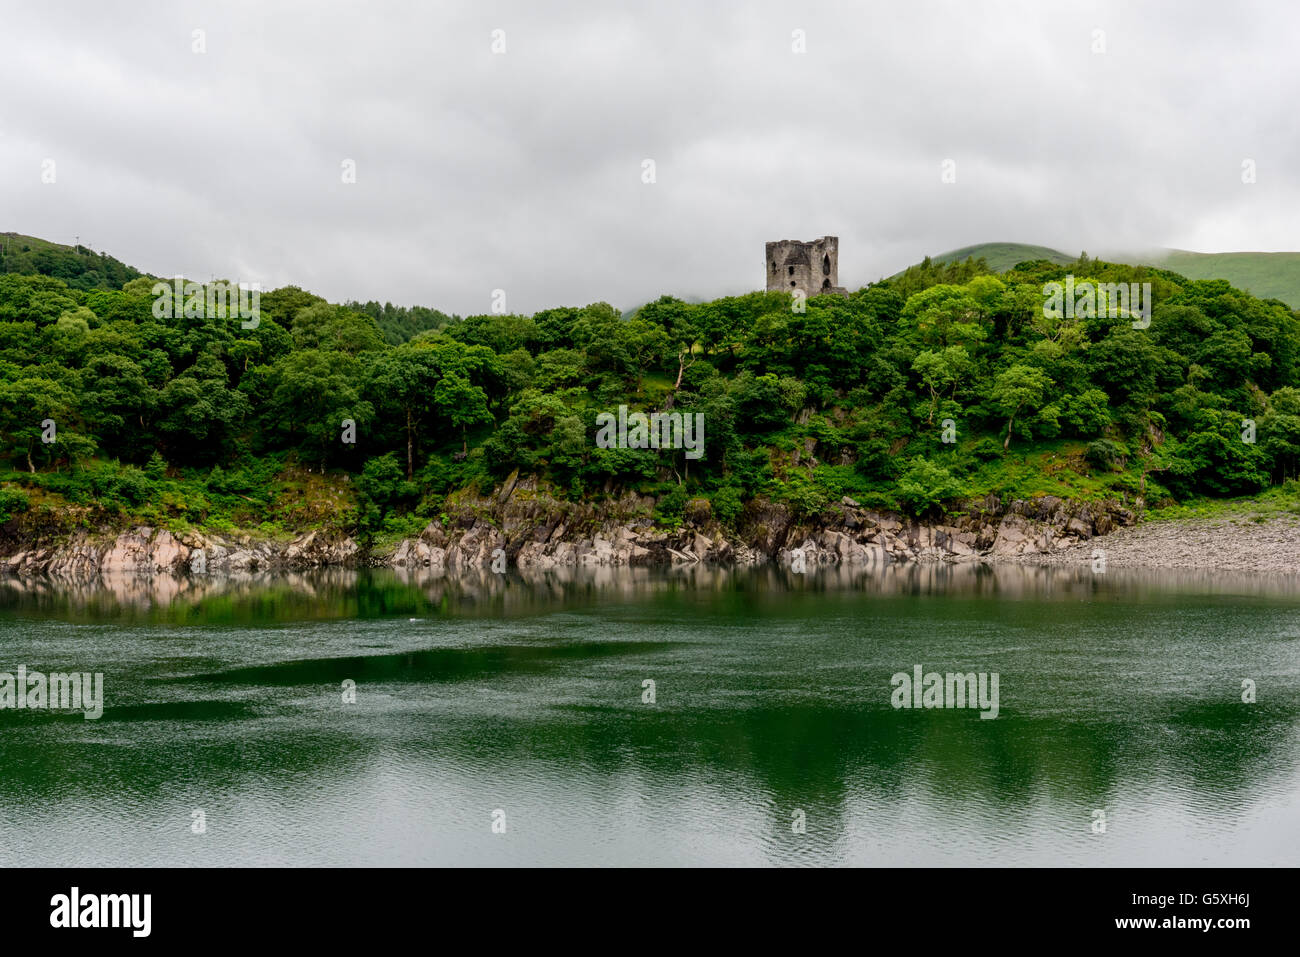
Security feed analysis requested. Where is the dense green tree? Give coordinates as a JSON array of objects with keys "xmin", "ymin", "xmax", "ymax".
[
  {"xmin": 989, "ymin": 364, "xmax": 1053, "ymax": 448},
  {"xmin": 2, "ymin": 250, "xmax": 1300, "ymax": 528}
]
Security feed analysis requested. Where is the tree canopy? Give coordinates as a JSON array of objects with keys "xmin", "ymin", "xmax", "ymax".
[{"xmin": 3, "ymin": 248, "xmax": 1299, "ymax": 534}]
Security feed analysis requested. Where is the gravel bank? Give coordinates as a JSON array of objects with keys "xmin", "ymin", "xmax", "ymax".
[{"xmin": 1017, "ymin": 514, "xmax": 1300, "ymax": 573}]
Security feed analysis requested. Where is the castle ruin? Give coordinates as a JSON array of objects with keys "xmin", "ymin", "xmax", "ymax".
[{"xmin": 766, "ymin": 236, "xmax": 849, "ymax": 298}]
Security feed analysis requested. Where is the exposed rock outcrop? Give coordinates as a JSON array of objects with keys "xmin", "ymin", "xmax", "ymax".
[
  {"xmin": 0, "ymin": 479, "xmax": 1137, "ymax": 580},
  {"xmin": 378, "ymin": 481, "xmax": 1137, "ymax": 573},
  {"xmin": 0, "ymin": 526, "xmax": 359, "ymax": 579}
]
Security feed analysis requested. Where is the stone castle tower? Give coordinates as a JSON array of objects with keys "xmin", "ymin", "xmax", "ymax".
[{"xmin": 766, "ymin": 236, "xmax": 849, "ymax": 297}]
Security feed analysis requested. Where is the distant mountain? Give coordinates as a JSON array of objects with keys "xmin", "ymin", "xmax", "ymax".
[
  {"xmin": 930, "ymin": 242, "xmax": 1076, "ymax": 272},
  {"xmin": 0, "ymin": 231, "xmax": 454, "ymax": 343},
  {"xmin": 1127, "ymin": 249, "xmax": 1300, "ymax": 307},
  {"xmin": 928, "ymin": 241, "xmax": 1300, "ymax": 307},
  {"xmin": 0, "ymin": 231, "xmax": 143, "ymax": 291}
]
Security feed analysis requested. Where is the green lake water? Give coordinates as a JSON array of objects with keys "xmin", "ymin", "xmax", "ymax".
[{"xmin": 0, "ymin": 563, "xmax": 1297, "ymax": 866}]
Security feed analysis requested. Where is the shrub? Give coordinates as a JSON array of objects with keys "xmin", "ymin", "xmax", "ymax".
[
  {"xmin": 357, "ymin": 453, "xmax": 419, "ymax": 531},
  {"xmin": 0, "ymin": 488, "xmax": 29, "ymax": 523},
  {"xmin": 773, "ymin": 473, "xmax": 830, "ymax": 517},
  {"xmin": 897, "ymin": 457, "xmax": 967, "ymax": 515},
  {"xmin": 144, "ymin": 451, "xmax": 167, "ymax": 480},
  {"xmin": 1085, "ymin": 439, "xmax": 1129, "ymax": 471},
  {"xmin": 653, "ymin": 484, "xmax": 689, "ymax": 525},
  {"xmin": 710, "ymin": 485, "xmax": 744, "ymax": 525}
]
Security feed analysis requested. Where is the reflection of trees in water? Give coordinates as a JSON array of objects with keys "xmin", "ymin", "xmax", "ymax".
[
  {"xmin": 419, "ymin": 691, "xmax": 1300, "ymax": 839},
  {"xmin": 3, "ymin": 674, "xmax": 1294, "ymax": 861},
  {"xmin": 1, "ymin": 561, "xmax": 1297, "ymax": 852}
]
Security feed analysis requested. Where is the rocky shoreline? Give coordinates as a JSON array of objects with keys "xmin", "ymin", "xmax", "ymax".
[
  {"xmin": 3, "ymin": 481, "xmax": 1297, "ymax": 579},
  {"xmin": 0, "ymin": 477, "xmax": 1141, "ymax": 579},
  {"xmin": 1018, "ymin": 513, "xmax": 1300, "ymax": 573}
]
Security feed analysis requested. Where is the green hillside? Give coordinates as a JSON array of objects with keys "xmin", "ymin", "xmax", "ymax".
[
  {"xmin": 1132, "ymin": 249, "xmax": 1300, "ymax": 307},
  {"xmin": 0, "ymin": 231, "xmax": 454, "ymax": 344},
  {"xmin": 0, "ymin": 232, "xmax": 143, "ymax": 291},
  {"xmin": 929, "ymin": 242, "xmax": 1300, "ymax": 308},
  {"xmin": 2, "ymin": 233, "xmax": 1300, "ymax": 541},
  {"xmin": 932, "ymin": 242, "xmax": 1076, "ymax": 272}
]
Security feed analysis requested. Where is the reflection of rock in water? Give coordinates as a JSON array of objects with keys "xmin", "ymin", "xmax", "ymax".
[{"xmin": 2, "ymin": 561, "xmax": 1299, "ymax": 622}]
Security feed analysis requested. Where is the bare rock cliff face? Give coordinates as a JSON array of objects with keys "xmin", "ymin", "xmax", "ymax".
[
  {"xmin": 1, "ymin": 526, "xmax": 358, "ymax": 579},
  {"xmin": 0, "ymin": 479, "xmax": 1135, "ymax": 579},
  {"xmin": 379, "ymin": 480, "xmax": 1136, "ymax": 572}
]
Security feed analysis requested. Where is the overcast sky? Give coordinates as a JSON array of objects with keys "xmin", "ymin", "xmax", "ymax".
[{"xmin": 2, "ymin": 0, "xmax": 1297, "ymax": 316}]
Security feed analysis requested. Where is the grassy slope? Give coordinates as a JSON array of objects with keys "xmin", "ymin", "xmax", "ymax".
[
  {"xmin": 1137, "ymin": 249, "xmax": 1300, "ymax": 306},
  {"xmin": 0, "ymin": 231, "xmax": 144, "ymax": 290},
  {"xmin": 1, "ymin": 232, "xmax": 87, "ymax": 256},
  {"xmin": 1145, "ymin": 483, "xmax": 1300, "ymax": 522},
  {"xmin": 930, "ymin": 241, "xmax": 1300, "ymax": 307},
  {"xmin": 932, "ymin": 242, "xmax": 1076, "ymax": 272}
]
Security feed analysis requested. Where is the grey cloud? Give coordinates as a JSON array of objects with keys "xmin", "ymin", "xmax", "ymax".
[{"xmin": 2, "ymin": 0, "xmax": 1296, "ymax": 315}]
